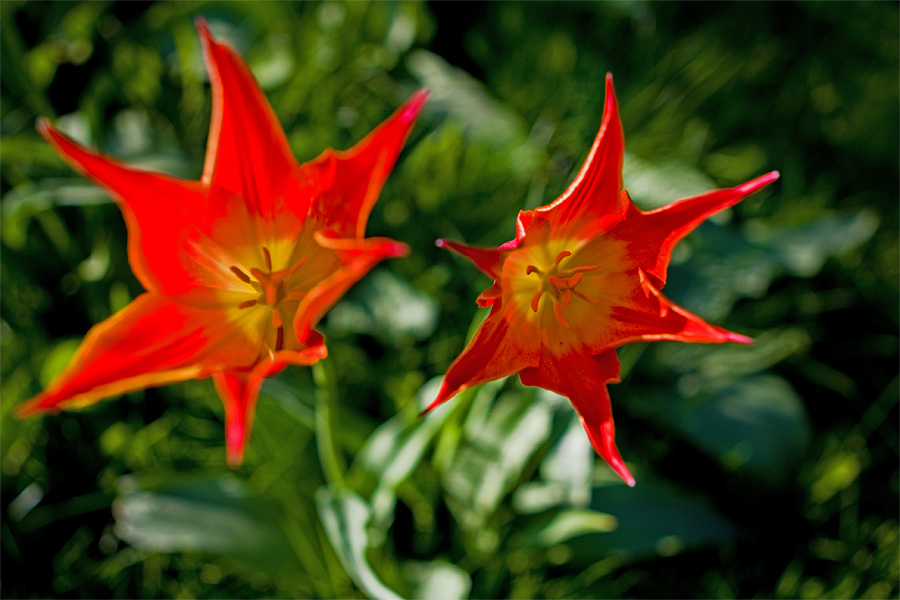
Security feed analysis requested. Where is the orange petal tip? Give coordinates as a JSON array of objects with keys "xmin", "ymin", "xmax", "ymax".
[
  {"xmin": 736, "ymin": 170, "xmax": 781, "ymax": 195},
  {"xmin": 418, "ymin": 378, "xmax": 457, "ymax": 418},
  {"xmin": 727, "ymin": 332, "xmax": 755, "ymax": 345},
  {"xmin": 35, "ymin": 117, "xmax": 51, "ymax": 135},
  {"xmin": 610, "ymin": 458, "xmax": 636, "ymax": 487},
  {"xmin": 194, "ymin": 18, "xmax": 219, "ymax": 54},
  {"xmin": 387, "ymin": 241, "xmax": 410, "ymax": 257},
  {"xmin": 194, "ymin": 16, "xmax": 210, "ymax": 36},
  {"xmin": 399, "ymin": 88, "xmax": 429, "ymax": 125}
]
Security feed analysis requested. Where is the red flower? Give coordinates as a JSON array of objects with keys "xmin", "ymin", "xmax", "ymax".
[
  {"xmin": 19, "ymin": 20, "xmax": 426, "ymax": 465},
  {"xmin": 426, "ymin": 75, "xmax": 778, "ymax": 486}
]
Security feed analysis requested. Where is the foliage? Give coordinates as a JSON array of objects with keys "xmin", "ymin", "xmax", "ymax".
[{"xmin": 2, "ymin": 1, "xmax": 897, "ymax": 598}]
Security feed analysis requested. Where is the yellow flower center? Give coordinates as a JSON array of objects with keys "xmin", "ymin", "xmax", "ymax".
[
  {"xmin": 228, "ymin": 246, "xmax": 307, "ymax": 352},
  {"xmin": 525, "ymin": 250, "xmax": 600, "ymax": 329},
  {"xmin": 501, "ymin": 235, "xmax": 629, "ymax": 348}
]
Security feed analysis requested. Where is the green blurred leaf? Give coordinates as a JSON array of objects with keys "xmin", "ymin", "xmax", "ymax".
[
  {"xmin": 247, "ymin": 33, "xmax": 295, "ymax": 90},
  {"xmin": 523, "ymin": 509, "xmax": 619, "ymax": 548},
  {"xmin": 513, "ymin": 412, "xmax": 594, "ymax": 513},
  {"xmin": 113, "ymin": 475, "xmax": 301, "ymax": 575},
  {"xmin": 39, "ymin": 338, "xmax": 80, "ymax": 388},
  {"xmin": 746, "ymin": 208, "xmax": 879, "ymax": 277},
  {"xmin": 665, "ymin": 209, "xmax": 879, "ymax": 323},
  {"xmin": 404, "ymin": 48, "xmax": 544, "ymax": 181},
  {"xmin": 2, "ymin": 181, "xmax": 109, "ymax": 249},
  {"xmin": 555, "ymin": 479, "xmax": 737, "ymax": 563},
  {"xmin": 660, "ymin": 327, "xmax": 812, "ymax": 384},
  {"xmin": 327, "ymin": 269, "xmax": 439, "ymax": 342},
  {"xmin": 258, "ymin": 375, "xmax": 316, "ymax": 431},
  {"xmin": 316, "ymin": 487, "xmax": 402, "ymax": 600},
  {"xmin": 403, "ymin": 560, "xmax": 472, "ymax": 600},
  {"xmin": 76, "ymin": 239, "xmax": 110, "ymax": 282},
  {"xmin": 623, "ymin": 153, "xmax": 718, "ymax": 211},
  {"xmin": 645, "ymin": 374, "xmax": 811, "ymax": 485},
  {"xmin": 811, "ymin": 452, "xmax": 861, "ymax": 505},
  {"xmin": 353, "ymin": 377, "xmax": 449, "ymax": 526},
  {"xmin": 406, "ymin": 49, "xmax": 529, "ymax": 149},
  {"xmin": 441, "ymin": 386, "xmax": 554, "ymax": 529}
]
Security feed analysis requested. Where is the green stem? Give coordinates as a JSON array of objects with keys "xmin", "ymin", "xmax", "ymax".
[{"xmin": 313, "ymin": 357, "xmax": 347, "ymax": 489}]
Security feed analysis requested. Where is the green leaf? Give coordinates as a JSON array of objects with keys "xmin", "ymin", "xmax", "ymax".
[
  {"xmin": 746, "ymin": 208, "xmax": 880, "ymax": 277},
  {"xmin": 1, "ymin": 181, "xmax": 109, "ymax": 249},
  {"xmin": 327, "ymin": 269, "xmax": 439, "ymax": 343},
  {"xmin": 643, "ymin": 374, "xmax": 811, "ymax": 486},
  {"xmin": 113, "ymin": 474, "xmax": 301, "ymax": 575},
  {"xmin": 522, "ymin": 509, "xmax": 619, "ymax": 548},
  {"xmin": 403, "ymin": 560, "xmax": 472, "ymax": 600},
  {"xmin": 513, "ymin": 412, "xmax": 594, "ymax": 513},
  {"xmin": 441, "ymin": 385, "xmax": 555, "ymax": 529},
  {"xmin": 664, "ymin": 209, "xmax": 879, "ymax": 322},
  {"xmin": 623, "ymin": 153, "xmax": 718, "ymax": 211},
  {"xmin": 316, "ymin": 487, "xmax": 402, "ymax": 600},
  {"xmin": 353, "ymin": 377, "xmax": 450, "ymax": 526},
  {"xmin": 404, "ymin": 48, "xmax": 543, "ymax": 182},
  {"xmin": 533, "ymin": 480, "xmax": 737, "ymax": 563},
  {"xmin": 405, "ymin": 49, "xmax": 529, "ymax": 149},
  {"xmin": 39, "ymin": 339, "xmax": 81, "ymax": 388}
]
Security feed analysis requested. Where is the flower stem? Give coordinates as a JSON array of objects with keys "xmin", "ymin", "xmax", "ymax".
[{"xmin": 313, "ymin": 357, "xmax": 347, "ymax": 489}]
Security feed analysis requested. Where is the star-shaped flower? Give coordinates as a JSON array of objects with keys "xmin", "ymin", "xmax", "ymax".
[
  {"xmin": 19, "ymin": 21, "xmax": 427, "ymax": 465},
  {"xmin": 426, "ymin": 75, "xmax": 778, "ymax": 486}
]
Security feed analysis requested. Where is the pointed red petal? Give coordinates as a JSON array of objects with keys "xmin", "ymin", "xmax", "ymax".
[
  {"xmin": 307, "ymin": 89, "xmax": 428, "ymax": 238},
  {"xmin": 196, "ymin": 19, "xmax": 299, "ymax": 210},
  {"xmin": 436, "ymin": 238, "xmax": 509, "ymax": 279},
  {"xmin": 422, "ymin": 305, "xmax": 539, "ymax": 414},
  {"xmin": 602, "ymin": 270, "xmax": 753, "ymax": 348},
  {"xmin": 17, "ymin": 293, "xmax": 262, "ymax": 418},
  {"xmin": 292, "ymin": 236, "xmax": 409, "ymax": 341},
  {"xmin": 520, "ymin": 349, "xmax": 634, "ymax": 486},
  {"xmin": 535, "ymin": 74, "xmax": 626, "ymax": 231},
  {"xmin": 212, "ymin": 371, "xmax": 262, "ymax": 466},
  {"xmin": 214, "ymin": 331, "xmax": 328, "ymax": 466},
  {"xmin": 36, "ymin": 120, "xmax": 215, "ymax": 295},
  {"xmin": 616, "ymin": 171, "xmax": 780, "ymax": 286}
]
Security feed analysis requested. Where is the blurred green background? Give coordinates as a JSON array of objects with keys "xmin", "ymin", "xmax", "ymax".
[{"xmin": 1, "ymin": 1, "xmax": 897, "ymax": 598}]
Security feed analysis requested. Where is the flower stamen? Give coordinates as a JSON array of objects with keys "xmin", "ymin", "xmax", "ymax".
[
  {"xmin": 526, "ymin": 251, "xmax": 600, "ymax": 327},
  {"xmin": 553, "ymin": 300, "xmax": 572, "ymax": 329},
  {"xmin": 230, "ymin": 247, "xmax": 311, "ymax": 352},
  {"xmin": 230, "ymin": 265, "xmax": 253, "ymax": 284},
  {"xmin": 530, "ymin": 288, "xmax": 543, "ymax": 312}
]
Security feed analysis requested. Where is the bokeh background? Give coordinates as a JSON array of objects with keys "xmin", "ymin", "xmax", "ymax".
[{"xmin": 1, "ymin": 2, "xmax": 897, "ymax": 598}]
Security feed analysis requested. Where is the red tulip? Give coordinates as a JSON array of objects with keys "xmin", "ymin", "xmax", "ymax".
[
  {"xmin": 19, "ymin": 20, "xmax": 426, "ymax": 465},
  {"xmin": 427, "ymin": 74, "xmax": 778, "ymax": 486}
]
